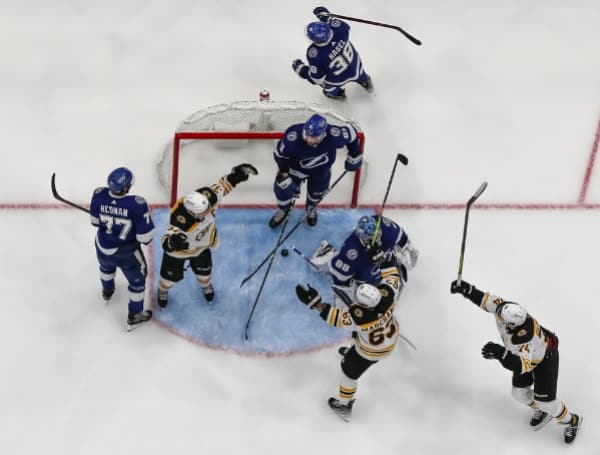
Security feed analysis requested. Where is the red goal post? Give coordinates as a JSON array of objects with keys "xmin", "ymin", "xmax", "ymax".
[{"xmin": 158, "ymin": 101, "xmax": 365, "ymax": 208}]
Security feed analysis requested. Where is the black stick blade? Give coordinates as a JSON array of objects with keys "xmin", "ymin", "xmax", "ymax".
[{"xmin": 397, "ymin": 154, "xmax": 409, "ymax": 165}]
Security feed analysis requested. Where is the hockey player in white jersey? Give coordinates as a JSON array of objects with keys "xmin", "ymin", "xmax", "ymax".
[
  {"xmin": 157, "ymin": 163, "xmax": 257, "ymax": 308},
  {"xmin": 295, "ymin": 259, "xmax": 402, "ymax": 421},
  {"xmin": 450, "ymin": 279, "xmax": 582, "ymax": 444}
]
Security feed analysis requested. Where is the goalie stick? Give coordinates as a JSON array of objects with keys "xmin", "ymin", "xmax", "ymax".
[
  {"xmin": 456, "ymin": 181, "xmax": 488, "ymax": 285},
  {"xmin": 51, "ymin": 173, "xmax": 90, "ymax": 214},
  {"xmin": 240, "ymin": 170, "xmax": 349, "ymax": 287}
]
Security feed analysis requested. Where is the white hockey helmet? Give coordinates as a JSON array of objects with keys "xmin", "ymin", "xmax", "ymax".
[
  {"xmin": 355, "ymin": 283, "xmax": 382, "ymax": 309},
  {"xmin": 183, "ymin": 191, "xmax": 210, "ymax": 217},
  {"xmin": 496, "ymin": 302, "xmax": 527, "ymax": 327}
]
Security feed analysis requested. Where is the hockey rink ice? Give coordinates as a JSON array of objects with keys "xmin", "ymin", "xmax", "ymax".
[{"xmin": 2, "ymin": 1, "xmax": 600, "ymax": 454}]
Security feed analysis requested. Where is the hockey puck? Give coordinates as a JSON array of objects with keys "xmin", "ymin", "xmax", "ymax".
[{"xmin": 281, "ymin": 248, "xmax": 289, "ymax": 257}]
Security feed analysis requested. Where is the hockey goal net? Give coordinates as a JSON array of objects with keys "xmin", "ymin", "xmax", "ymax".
[{"xmin": 157, "ymin": 100, "xmax": 365, "ymax": 208}]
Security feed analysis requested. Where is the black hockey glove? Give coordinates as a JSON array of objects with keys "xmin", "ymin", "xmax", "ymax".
[
  {"xmin": 295, "ymin": 284, "xmax": 322, "ymax": 309},
  {"xmin": 365, "ymin": 242, "xmax": 385, "ymax": 265},
  {"xmin": 313, "ymin": 6, "xmax": 330, "ymax": 21},
  {"xmin": 481, "ymin": 342, "xmax": 506, "ymax": 360},
  {"xmin": 228, "ymin": 163, "xmax": 258, "ymax": 186},
  {"xmin": 450, "ymin": 280, "xmax": 473, "ymax": 297},
  {"xmin": 164, "ymin": 233, "xmax": 189, "ymax": 252}
]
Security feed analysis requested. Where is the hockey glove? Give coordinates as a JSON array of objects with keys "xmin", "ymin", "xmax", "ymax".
[
  {"xmin": 295, "ymin": 284, "xmax": 322, "ymax": 309},
  {"xmin": 275, "ymin": 172, "xmax": 293, "ymax": 190},
  {"xmin": 313, "ymin": 6, "xmax": 330, "ymax": 21},
  {"xmin": 228, "ymin": 163, "xmax": 258, "ymax": 186},
  {"xmin": 292, "ymin": 59, "xmax": 310, "ymax": 80},
  {"xmin": 164, "ymin": 233, "xmax": 189, "ymax": 252},
  {"xmin": 344, "ymin": 154, "xmax": 363, "ymax": 172},
  {"xmin": 481, "ymin": 342, "xmax": 506, "ymax": 360},
  {"xmin": 365, "ymin": 242, "xmax": 385, "ymax": 265},
  {"xmin": 450, "ymin": 280, "xmax": 473, "ymax": 297}
]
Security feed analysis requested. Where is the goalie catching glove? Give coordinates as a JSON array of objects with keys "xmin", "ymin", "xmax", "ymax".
[
  {"xmin": 295, "ymin": 284, "xmax": 323, "ymax": 310},
  {"xmin": 162, "ymin": 232, "xmax": 189, "ymax": 252},
  {"xmin": 227, "ymin": 163, "xmax": 258, "ymax": 186}
]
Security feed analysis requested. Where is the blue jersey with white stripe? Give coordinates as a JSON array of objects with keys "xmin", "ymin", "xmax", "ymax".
[
  {"xmin": 90, "ymin": 187, "xmax": 155, "ymax": 254},
  {"xmin": 274, "ymin": 123, "xmax": 360, "ymax": 179}
]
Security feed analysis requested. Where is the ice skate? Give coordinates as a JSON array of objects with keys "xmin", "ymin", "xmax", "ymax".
[
  {"xmin": 306, "ymin": 206, "xmax": 318, "ymax": 227},
  {"xmin": 359, "ymin": 76, "xmax": 374, "ymax": 93},
  {"xmin": 322, "ymin": 88, "xmax": 346, "ymax": 100},
  {"xmin": 102, "ymin": 288, "xmax": 114, "ymax": 302},
  {"xmin": 202, "ymin": 284, "xmax": 215, "ymax": 302},
  {"xmin": 157, "ymin": 289, "xmax": 168, "ymax": 309},
  {"xmin": 530, "ymin": 409, "xmax": 552, "ymax": 431},
  {"xmin": 328, "ymin": 397, "xmax": 354, "ymax": 422},
  {"xmin": 126, "ymin": 310, "xmax": 152, "ymax": 331},
  {"xmin": 269, "ymin": 209, "xmax": 289, "ymax": 229},
  {"xmin": 563, "ymin": 414, "xmax": 582, "ymax": 444}
]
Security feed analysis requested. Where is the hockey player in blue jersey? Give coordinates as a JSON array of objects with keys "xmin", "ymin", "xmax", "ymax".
[
  {"xmin": 311, "ymin": 215, "xmax": 419, "ymax": 304},
  {"xmin": 90, "ymin": 167, "xmax": 155, "ymax": 330},
  {"xmin": 268, "ymin": 113, "xmax": 362, "ymax": 228},
  {"xmin": 292, "ymin": 6, "xmax": 373, "ymax": 100}
]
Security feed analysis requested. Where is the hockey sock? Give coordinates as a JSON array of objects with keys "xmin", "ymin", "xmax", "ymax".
[{"xmin": 338, "ymin": 374, "xmax": 357, "ymax": 404}]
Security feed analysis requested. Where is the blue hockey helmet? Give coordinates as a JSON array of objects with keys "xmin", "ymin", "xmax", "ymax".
[
  {"xmin": 107, "ymin": 167, "xmax": 134, "ymax": 194},
  {"xmin": 305, "ymin": 21, "xmax": 333, "ymax": 45},
  {"xmin": 355, "ymin": 215, "xmax": 381, "ymax": 245},
  {"xmin": 303, "ymin": 114, "xmax": 328, "ymax": 137}
]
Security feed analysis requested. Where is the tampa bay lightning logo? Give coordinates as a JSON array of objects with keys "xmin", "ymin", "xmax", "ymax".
[
  {"xmin": 287, "ymin": 131, "xmax": 298, "ymax": 141},
  {"xmin": 134, "ymin": 196, "xmax": 146, "ymax": 204},
  {"xmin": 346, "ymin": 248, "xmax": 358, "ymax": 260},
  {"xmin": 300, "ymin": 154, "xmax": 330, "ymax": 169},
  {"xmin": 308, "ymin": 47, "xmax": 318, "ymax": 58},
  {"xmin": 330, "ymin": 127, "xmax": 341, "ymax": 137}
]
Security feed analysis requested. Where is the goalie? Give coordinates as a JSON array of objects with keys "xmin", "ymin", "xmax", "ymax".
[
  {"xmin": 311, "ymin": 214, "xmax": 418, "ymax": 305},
  {"xmin": 157, "ymin": 163, "xmax": 258, "ymax": 308}
]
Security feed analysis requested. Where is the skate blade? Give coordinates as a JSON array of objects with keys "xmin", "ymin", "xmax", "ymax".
[
  {"xmin": 329, "ymin": 406, "xmax": 351, "ymax": 422},
  {"xmin": 126, "ymin": 320, "xmax": 150, "ymax": 332},
  {"xmin": 532, "ymin": 415, "xmax": 554, "ymax": 431}
]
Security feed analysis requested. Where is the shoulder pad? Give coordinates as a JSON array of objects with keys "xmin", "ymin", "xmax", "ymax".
[
  {"xmin": 329, "ymin": 126, "xmax": 341, "ymax": 137},
  {"xmin": 330, "ymin": 19, "xmax": 342, "ymax": 28},
  {"xmin": 286, "ymin": 130, "xmax": 299, "ymax": 142},
  {"xmin": 94, "ymin": 187, "xmax": 103, "ymax": 194},
  {"xmin": 196, "ymin": 187, "xmax": 218, "ymax": 206},
  {"xmin": 134, "ymin": 195, "xmax": 147, "ymax": 205}
]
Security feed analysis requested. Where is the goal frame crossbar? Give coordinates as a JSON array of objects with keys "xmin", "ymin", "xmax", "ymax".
[{"xmin": 170, "ymin": 131, "xmax": 365, "ymax": 208}]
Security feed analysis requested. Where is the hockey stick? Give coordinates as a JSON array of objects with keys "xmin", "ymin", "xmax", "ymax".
[
  {"xmin": 51, "ymin": 173, "xmax": 90, "ymax": 214},
  {"xmin": 290, "ymin": 245, "xmax": 321, "ymax": 272},
  {"xmin": 240, "ymin": 170, "xmax": 349, "ymax": 287},
  {"xmin": 327, "ymin": 13, "xmax": 422, "ymax": 46},
  {"xmin": 372, "ymin": 153, "xmax": 409, "ymax": 246},
  {"xmin": 244, "ymin": 204, "xmax": 294, "ymax": 340},
  {"xmin": 456, "ymin": 181, "xmax": 488, "ymax": 285}
]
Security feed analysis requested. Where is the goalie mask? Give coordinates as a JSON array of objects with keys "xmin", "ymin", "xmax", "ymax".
[
  {"xmin": 355, "ymin": 283, "xmax": 381, "ymax": 309},
  {"xmin": 354, "ymin": 215, "xmax": 382, "ymax": 246},
  {"xmin": 495, "ymin": 302, "xmax": 527, "ymax": 328},
  {"xmin": 183, "ymin": 191, "xmax": 210, "ymax": 217}
]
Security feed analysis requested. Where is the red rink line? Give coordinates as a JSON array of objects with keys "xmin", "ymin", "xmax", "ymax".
[
  {"xmin": 4, "ymin": 202, "xmax": 600, "ymax": 211},
  {"xmin": 578, "ymin": 115, "xmax": 600, "ymax": 204}
]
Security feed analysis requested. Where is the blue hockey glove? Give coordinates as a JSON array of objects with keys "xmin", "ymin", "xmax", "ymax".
[
  {"xmin": 481, "ymin": 342, "xmax": 506, "ymax": 360},
  {"xmin": 292, "ymin": 59, "xmax": 310, "ymax": 80},
  {"xmin": 275, "ymin": 172, "xmax": 293, "ymax": 190},
  {"xmin": 344, "ymin": 154, "xmax": 363, "ymax": 171},
  {"xmin": 313, "ymin": 6, "xmax": 330, "ymax": 21}
]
